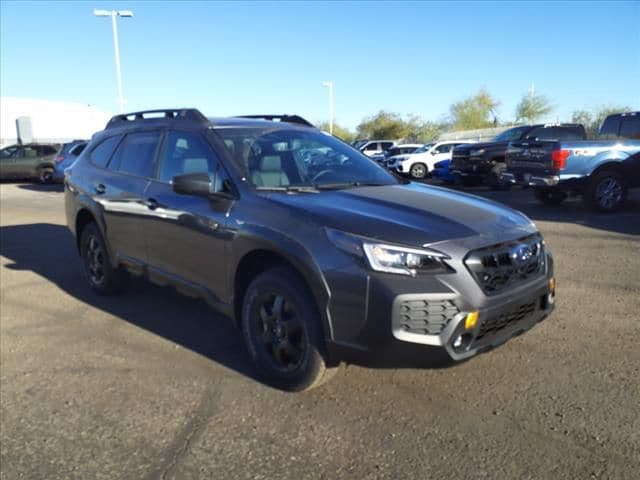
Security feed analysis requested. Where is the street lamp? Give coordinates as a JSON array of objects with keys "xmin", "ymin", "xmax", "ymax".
[
  {"xmin": 322, "ymin": 81, "xmax": 334, "ymax": 135},
  {"xmin": 94, "ymin": 9, "xmax": 134, "ymax": 113}
]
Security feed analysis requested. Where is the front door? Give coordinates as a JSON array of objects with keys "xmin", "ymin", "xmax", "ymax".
[
  {"xmin": 144, "ymin": 129, "xmax": 234, "ymax": 303},
  {"xmin": 0, "ymin": 146, "xmax": 22, "ymax": 178}
]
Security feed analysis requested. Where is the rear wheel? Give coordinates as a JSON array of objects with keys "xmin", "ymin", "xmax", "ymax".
[
  {"xmin": 409, "ymin": 163, "xmax": 427, "ymax": 179},
  {"xmin": 241, "ymin": 267, "xmax": 337, "ymax": 391},
  {"xmin": 533, "ymin": 187, "xmax": 567, "ymax": 205},
  {"xmin": 38, "ymin": 167, "xmax": 54, "ymax": 184},
  {"xmin": 583, "ymin": 170, "xmax": 627, "ymax": 212},
  {"xmin": 80, "ymin": 222, "xmax": 128, "ymax": 295}
]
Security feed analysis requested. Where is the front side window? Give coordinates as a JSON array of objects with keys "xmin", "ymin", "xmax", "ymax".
[
  {"xmin": 435, "ymin": 144, "xmax": 453, "ymax": 154},
  {"xmin": 363, "ymin": 142, "xmax": 379, "ymax": 152},
  {"xmin": 110, "ymin": 131, "xmax": 161, "ymax": 177},
  {"xmin": 1, "ymin": 146, "xmax": 20, "ymax": 158},
  {"xmin": 157, "ymin": 131, "xmax": 219, "ymax": 182},
  {"xmin": 215, "ymin": 127, "xmax": 400, "ymax": 189}
]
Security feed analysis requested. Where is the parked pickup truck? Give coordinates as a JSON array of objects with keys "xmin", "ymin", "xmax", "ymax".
[
  {"xmin": 450, "ymin": 124, "xmax": 587, "ymax": 188},
  {"xmin": 501, "ymin": 112, "xmax": 640, "ymax": 212}
]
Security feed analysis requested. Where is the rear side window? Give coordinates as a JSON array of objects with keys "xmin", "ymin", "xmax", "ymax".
[
  {"xmin": 599, "ymin": 115, "xmax": 621, "ymax": 139},
  {"xmin": 90, "ymin": 136, "xmax": 122, "ymax": 168},
  {"xmin": 70, "ymin": 143, "xmax": 87, "ymax": 156},
  {"xmin": 110, "ymin": 131, "xmax": 162, "ymax": 177},
  {"xmin": 619, "ymin": 116, "xmax": 640, "ymax": 140}
]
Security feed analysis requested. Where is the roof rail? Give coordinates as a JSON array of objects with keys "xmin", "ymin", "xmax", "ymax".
[
  {"xmin": 105, "ymin": 108, "xmax": 209, "ymax": 129},
  {"xmin": 235, "ymin": 115, "xmax": 315, "ymax": 128}
]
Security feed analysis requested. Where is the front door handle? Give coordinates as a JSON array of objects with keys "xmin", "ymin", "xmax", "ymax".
[
  {"xmin": 145, "ymin": 198, "xmax": 159, "ymax": 210},
  {"xmin": 94, "ymin": 183, "xmax": 106, "ymax": 194}
]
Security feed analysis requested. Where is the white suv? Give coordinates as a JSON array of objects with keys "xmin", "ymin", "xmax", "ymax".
[
  {"xmin": 358, "ymin": 140, "xmax": 396, "ymax": 158},
  {"xmin": 387, "ymin": 141, "xmax": 475, "ymax": 179}
]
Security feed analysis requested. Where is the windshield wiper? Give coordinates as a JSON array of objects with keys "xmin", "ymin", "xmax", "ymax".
[
  {"xmin": 315, "ymin": 181, "xmax": 390, "ymax": 190},
  {"xmin": 255, "ymin": 185, "xmax": 320, "ymax": 193}
]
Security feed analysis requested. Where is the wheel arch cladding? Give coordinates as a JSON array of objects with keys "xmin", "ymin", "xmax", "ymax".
[{"xmin": 233, "ymin": 248, "xmax": 332, "ymax": 341}]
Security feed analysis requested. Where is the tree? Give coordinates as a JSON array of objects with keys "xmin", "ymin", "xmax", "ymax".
[
  {"xmin": 571, "ymin": 105, "xmax": 632, "ymax": 138},
  {"xmin": 515, "ymin": 92, "xmax": 553, "ymax": 124},
  {"xmin": 449, "ymin": 89, "xmax": 500, "ymax": 130},
  {"xmin": 317, "ymin": 121, "xmax": 356, "ymax": 143},
  {"xmin": 356, "ymin": 111, "xmax": 409, "ymax": 140}
]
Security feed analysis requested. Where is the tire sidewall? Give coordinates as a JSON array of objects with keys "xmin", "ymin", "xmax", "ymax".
[
  {"xmin": 410, "ymin": 163, "xmax": 427, "ymax": 179},
  {"xmin": 80, "ymin": 223, "xmax": 123, "ymax": 294},
  {"xmin": 241, "ymin": 268, "xmax": 326, "ymax": 391},
  {"xmin": 587, "ymin": 171, "xmax": 627, "ymax": 212}
]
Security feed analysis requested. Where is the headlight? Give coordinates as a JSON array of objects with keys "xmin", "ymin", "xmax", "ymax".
[
  {"xmin": 469, "ymin": 148, "xmax": 486, "ymax": 156},
  {"xmin": 326, "ymin": 229, "xmax": 452, "ymax": 276}
]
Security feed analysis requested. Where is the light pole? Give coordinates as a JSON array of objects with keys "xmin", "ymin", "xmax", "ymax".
[
  {"xmin": 322, "ymin": 81, "xmax": 334, "ymax": 135},
  {"xmin": 94, "ymin": 9, "xmax": 134, "ymax": 113}
]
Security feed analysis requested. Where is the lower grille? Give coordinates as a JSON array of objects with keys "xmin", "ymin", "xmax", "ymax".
[
  {"xmin": 476, "ymin": 301, "xmax": 536, "ymax": 340},
  {"xmin": 397, "ymin": 299, "xmax": 459, "ymax": 335},
  {"xmin": 465, "ymin": 234, "xmax": 545, "ymax": 295}
]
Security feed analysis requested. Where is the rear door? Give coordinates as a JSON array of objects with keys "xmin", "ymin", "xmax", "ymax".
[
  {"xmin": 98, "ymin": 130, "xmax": 162, "ymax": 266},
  {"xmin": 14, "ymin": 145, "xmax": 40, "ymax": 177}
]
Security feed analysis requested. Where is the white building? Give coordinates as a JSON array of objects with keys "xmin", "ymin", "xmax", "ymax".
[{"xmin": 0, "ymin": 97, "xmax": 112, "ymax": 147}]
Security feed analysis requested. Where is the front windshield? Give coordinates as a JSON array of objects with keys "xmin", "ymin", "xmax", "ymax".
[
  {"xmin": 215, "ymin": 127, "xmax": 401, "ymax": 190},
  {"xmin": 414, "ymin": 143, "xmax": 434, "ymax": 154},
  {"xmin": 492, "ymin": 126, "xmax": 531, "ymax": 142}
]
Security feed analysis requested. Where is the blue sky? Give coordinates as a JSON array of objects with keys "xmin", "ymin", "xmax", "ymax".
[{"xmin": 1, "ymin": 1, "xmax": 639, "ymax": 129}]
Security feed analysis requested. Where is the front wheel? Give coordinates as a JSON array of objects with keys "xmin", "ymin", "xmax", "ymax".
[
  {"xmin": 241, "ymin": 267, "xmax": 337, "ymax": 391},
  {"xmin": 409, "ymin": 163, "xmax": 427, "ymax": 179},
  {"xmin": 533, "ymin": 187, "xmax": 567, "ymax": 205},
  {"xmin": 583, "ymin": 170, "xmax": 627, "ymax": 212}
]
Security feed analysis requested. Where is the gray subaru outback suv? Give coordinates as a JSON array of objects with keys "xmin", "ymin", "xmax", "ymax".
[{"xmin": 65, "ymin": 109, "xmax": 555, "ymax": 391}]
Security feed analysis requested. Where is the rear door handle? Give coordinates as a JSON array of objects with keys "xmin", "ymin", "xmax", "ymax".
[
  {"xmin": 145, "ymin": 198, "xmax": 159, "ymax": 210},
  {"xmin": 94, "ymin": 183, "xmax": 106, "ymax": 194}
]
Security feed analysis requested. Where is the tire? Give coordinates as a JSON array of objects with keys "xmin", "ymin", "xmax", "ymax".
[
  {"xmin": 241, "ymin": 267, "xmax": 337, "ymax": 391},
  {"xmin": 38, "ymin": 167, "xmax": 54, "ymax": 184},
  {"xmin": 487, "ymin": 163, "xmax": 511, "ymax": 191},
  {"xmin": 533, "ymin": 187, "xmax": 567, "ymax": 205},
  {"xmin": 409, "ymin": 163, "xmax": 427, "ymax": 179},
  {"xmin": 80, "ymin": 222, "xmax": 128, "ymax": 295},
  {"xmin": 583, "ymin": 170, "xmax": 628, "ymax": 212}
]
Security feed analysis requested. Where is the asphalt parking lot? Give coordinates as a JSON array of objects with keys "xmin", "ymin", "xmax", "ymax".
[{"xmin": 1, "ymin": 181, "xmax": 639, "ymax": 479}]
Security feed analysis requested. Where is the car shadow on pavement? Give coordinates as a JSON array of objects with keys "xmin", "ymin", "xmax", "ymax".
[
  {"xmin": 1, "ymin": 223, "xmax": 460, "ymax": 383},
  {"xmin": 16, "ymin": 183, "xmax": 65, "ymax": 193},
  {"xmin": 0, "ymin": 222, "xmax": 260, "ymax": 383}
]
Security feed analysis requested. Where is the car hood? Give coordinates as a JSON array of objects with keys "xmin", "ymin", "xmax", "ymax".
[{"xmin": 268, "ymin": 182, "xmax": 536, "ymax": 247}]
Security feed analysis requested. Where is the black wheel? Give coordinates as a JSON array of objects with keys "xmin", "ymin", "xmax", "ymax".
[
  {"xmin": 38, "ymin": 167, "xmax": 54, "ymax": 184},
  {"xmin": 487, "ymin": 163, "xmax": 511, "ymax": 191},
  {"xmin": 409, "ymin": 163, "xmax": 427, "ymax": 179},
  {"xmin": 80, "ymin": 222, "xmax": 128, "ymax": 295},
  {"xmin": 583, "ymin": 170, "xmax": 628, "ymax": 212},
  {"xmin": 241, "ymin": 267, "xmax": 336, "ymax": 391},
  {"xmin": 533, "ymin": 187, "xmax": 567, "ymax": 205}
]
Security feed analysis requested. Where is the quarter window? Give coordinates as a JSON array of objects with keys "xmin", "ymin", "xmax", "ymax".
[
  {"xmin": 110, "ymin": 131, "xmax": 162, "ymax": 177},
  {"xmin": 90, "ymin": 136, "xmax": 122, "ymax": 168}
]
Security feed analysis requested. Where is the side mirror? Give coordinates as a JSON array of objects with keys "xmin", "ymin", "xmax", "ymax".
[
  {"xmin": 430, "ymin": 150, "xmax": 437, "ymax": 155},
  {"xmin": 172, "ymin": 172, "xmax": 213, "ymax": 197}
]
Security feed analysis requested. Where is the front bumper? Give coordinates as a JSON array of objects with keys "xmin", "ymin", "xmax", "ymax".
[{"xmin": 325, "ymin": 253, "xmax": 555, "ymax": 364}]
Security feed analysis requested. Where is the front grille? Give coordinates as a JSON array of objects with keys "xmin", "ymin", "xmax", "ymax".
[
  {"xmin": 476, "ymin": 300, "xmax": 536, "ymax": 340},
  {"xmin": 465, "ymin": 234, "xmax": 545, "ymax": 295},
  {"xmin": 396, "ymin": 299, "xmax": 459, "ymax": 335}
]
